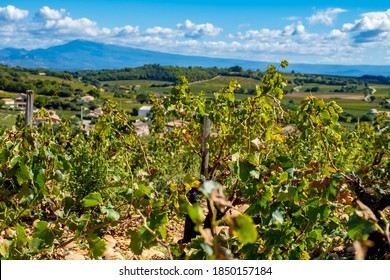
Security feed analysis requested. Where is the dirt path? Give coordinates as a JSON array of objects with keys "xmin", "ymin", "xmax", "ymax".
[
  {"xmin": 189, "ymin": 75, "xmax": 221, "ymax": 85},
  {"xmin": 287, "ymin": 92, "xmax": 365, "ymax": 100}
]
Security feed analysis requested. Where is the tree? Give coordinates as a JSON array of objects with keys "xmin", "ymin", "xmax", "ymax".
[
  {"xmin": 87, "ymin": 88, "xmax": 101, "ymax": 98},
  {"xmin": 136, "ymin": 93, "xmax": 150, "ymax": 104}
]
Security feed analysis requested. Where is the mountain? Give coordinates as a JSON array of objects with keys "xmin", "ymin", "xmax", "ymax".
[{"xmin": 0, "ymin": 40, "xmax": 390, "ymax": 76}]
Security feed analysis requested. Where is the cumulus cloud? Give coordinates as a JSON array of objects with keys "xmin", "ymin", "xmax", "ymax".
[
  {"xmin": 35, "ymin": 6, "xmax": 67, "ymax": 21},
  {"xmin": 177, "ymin": 19, "xmax": 222, "ymax": 38},
  {"xmin": 0, "ymin": 5, "xmax": 28, "ymax": 21},
  {"xmin": 112, "ymin": 25, "xmax": 140, "ymax": 37},
  {"xmin": 30, "ymin": 7, "xmax": 110, "ymax": 38},
  {"xmin": 144, "ymin": 26, "xmax": 179, "ymax": 39},
  {"xmin": 326, "ymin": 29, "xmax": 348, "ymax": 39},
  {"xmin": 342, "ymin": 9, "xmax": 390, "ymax": 43},
  {"xmin": 308, "ymin": 8, "xmax": 347, "ymax": 25}
]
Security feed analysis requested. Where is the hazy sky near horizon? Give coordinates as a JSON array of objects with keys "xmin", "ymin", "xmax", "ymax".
[{"xmin": 1, "ymin": 1, "xmax": 390, "ymax": 65}]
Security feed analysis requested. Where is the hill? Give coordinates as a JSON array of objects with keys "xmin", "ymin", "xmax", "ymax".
[{"xmin": 1, "ymin": 40, "xmax": 390, "ymax": 76}]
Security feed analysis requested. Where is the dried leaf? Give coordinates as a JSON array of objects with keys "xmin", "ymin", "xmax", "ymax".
[
  {"xmin": 356, "ymin": 200, "xmax": 378, "ymax": 222},
  {"xmin": 210, "ymin": 188, "xmax": 232, "ymax": 210},
  {"xmin": 353, "ymin": 240, "xmax": 374, "ymax": 260}
]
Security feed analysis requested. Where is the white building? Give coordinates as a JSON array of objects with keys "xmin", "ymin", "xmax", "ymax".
[
  {"xmin": 138, "ymin": 106, "xmax": 152, "ymax": 117},
  {"xmin": 79, "ymin": 95, "xmax": 95, "ymax": 102},
  {"xmin": 1, "ymin": 98, "xmax": 15, "ymax": 108}
]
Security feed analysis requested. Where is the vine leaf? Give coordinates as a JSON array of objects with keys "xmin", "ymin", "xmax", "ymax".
[
  {"xmin": 102, "ymin": 205, "xmax": 120, "ymax": 221},
  {"xmin": 87, "ymin": 234, "xmax": 106, "ymax": 259},
  {"xmin": 129, "ymin": 230, "xmax": 143, "ymax": 255},
  {"xmin": 232, "ymin": 214, "xmax": 258, "ymax": 244},
  {"xmin": 32, "ymin": 221, "xmax": 59, "ymax": 246},
  {"xmin": 16, "ymin": 164, "xmax": 31, "ymax": 185},
  {"xmin": 187, "ymin": 203, "xmax": 205, "ymax": 225},
  {"xmin": 82, "ymin": 192, "xmax": 103, "ymax": 208}
]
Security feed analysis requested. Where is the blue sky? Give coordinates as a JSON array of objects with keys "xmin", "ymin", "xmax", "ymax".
[{"xmin": 1, "ymin": 1, "xmax": 390, "ymax": 65}]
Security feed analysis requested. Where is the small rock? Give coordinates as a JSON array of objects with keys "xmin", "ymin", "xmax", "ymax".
[
  {"xmin": 103, "ymin": 235, "xmax": 117, "ymax": 249},
  {"xmin": 102, "ymin": 248, "xmax": 124, "ymax": 260},
  {"xmin": 340, "ymin": 214, "xmax": 349, "ymax": 221},
  {"xmin": 4, "ymin": 228, "xmax": 16, "ymax": 238},
  {"xmin": 65, "ymin": 253, "xmax": 85, "ymax": 260},
  {"xmin": 64, "ymin": 241, "xmax": 78, "ymax": 249},
  {"xmin": 32, "ymin": 219, "xmax": 41, "ymax": 228},
  {"xmin": 333, "ymin": 245, "xmax": 345, "ymax": 252},
  {"xmin": 347, "ymin": 246, "xmax": 356, "ymax": 254}
]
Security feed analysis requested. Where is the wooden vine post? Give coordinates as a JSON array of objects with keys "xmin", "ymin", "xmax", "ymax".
[
  {"xmin": 182, "ymin": 114, "xmax": 211, "ymax": 243},
  {"xmin": 25, "ymin": 90, "xmax": 34, "ymax": 128},
  {"xmin": 201, "ymin": 114, "xmax": 211, "ymax": 180}
]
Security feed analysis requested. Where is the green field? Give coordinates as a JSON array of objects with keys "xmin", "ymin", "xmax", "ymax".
[{"xmin": 0, "ymin": 110, "xmax": 19, "ymax": 127}]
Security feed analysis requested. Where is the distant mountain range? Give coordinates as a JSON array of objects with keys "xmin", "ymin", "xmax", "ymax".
[{"xmin": 0, "ymin": 40, "xmax": 389, "ymax": 77}]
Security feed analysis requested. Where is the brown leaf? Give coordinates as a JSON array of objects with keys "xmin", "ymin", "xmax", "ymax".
[
  {"xmin": 356, "ymin": 200, "xmax": 378, "ymax": 222},
  {"xmin": 210, "ymin": 189, "xmax": 232, "ymax": 210},
  {"xmin": 353, "ymin": 240, "xmax": 374, "ymax": 260}
]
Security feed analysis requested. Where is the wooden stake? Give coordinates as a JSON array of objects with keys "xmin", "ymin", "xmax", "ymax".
[
  {"xmin": 25, "ymin": 90, "xmax": 34, "ymax": 128},
  {"xmin": 182, "ymin": 114, "xmax": 211, "ymax": 243},
  {"xmin": 201, "ymin": 114, "xmax": 211, "ymax": 180}
]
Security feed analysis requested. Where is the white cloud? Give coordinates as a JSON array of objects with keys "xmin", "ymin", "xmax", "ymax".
[
  {"xmin": 0, "ymin": 5, "xmax": 28, "ymax": 21},
  {"xmin": 342, "ymin": 9, "xmax": 390, "ymax": 32},
  {"xmin": 144, "ymin": 26, "xmax": 179, "ymax": 38},
  {"xmin": 113, "ymin": 25, "xmax": 140, "ymax": 36},
  {"xmin": 177, "ymin": 19, "xmax": 222, "ymax": 38},
  {"xmin": 308, "ymin": 8, "xmax": 347, "ymax": 26},
  {"xmin": 327, "ymin": 29, "xmax": 348, "ymax": 39},
  {"xmin": 35, "ymin": 6, "xmax": 67, "ymax": 21},
  {"xmin": 342, "ymin": 9, "xmax": 390, "ymax": 43}
]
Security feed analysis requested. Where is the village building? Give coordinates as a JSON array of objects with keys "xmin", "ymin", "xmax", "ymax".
[
  {"xmin": 1, "ymin": 98, "xmax": 15, "ymax": 108},
  {"xmin": 86, "ymin": 107, "xmax": 103, "ymax": 118},
  {"xmin": 138, "ymin": 106, "xmax": 152, "ymax": 117},
  {"xmin": 134, "ymin": 120, "xmax": 150, "ymax": 136},
  {"xmin": 79, "ymin": 95, "xmax": 95, "ymax": 102},
  {"xmin": 14, "ymin": 93, "xmax": 27, "ymax": 109},
  {"xmin": 34, "ymin": 110, "xmax": 61, "ymax": 125}
]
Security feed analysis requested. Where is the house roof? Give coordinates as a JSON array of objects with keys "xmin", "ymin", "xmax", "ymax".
[{"xmin": 139, "ymin": 106, "xmax": 152, "ymax": 111}]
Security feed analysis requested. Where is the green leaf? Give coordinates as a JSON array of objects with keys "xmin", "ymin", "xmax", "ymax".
[
  {"xmin": 9, "ymin": 156, "xmax": 21, "ymax": 169},
  {"xmin": 35, "ymin": 169, "xmax": 46, "ymax": 188},
  {"xmin": 87, "ymin": 234, "xmax": 106, "ymax": 259},
  {"xmin": 102, "ymin": 206, "xmax": 120, "ymax": 221},
  {"xmin": 16, "ymin": 164, "xmax": 31, "ymax": 185},
  {"xmin": 0, "ymin": 239, "xmax": 11, "ymax": 258},
  {"xmin": 278, "ymin": 172, "xmax": 289, "ymax": 184},
  {"xmin": 306, "ymin": 206, "xmax": 319, "ymax": 224},
  {"xmin": 321, "ymin": 110, "xmax": 330, "ymax": 122},
  {"xmin": 32, "ymin": 221, "xmax": 58, "ymax": 246},
  {"xmin": 239, "ymin": 161, "xmax": 250, "ymax": 182},
  {"xmin": 15, "ymin": 224, "xmax": 27, "ymax": 248},
  {"xmin": 82, "ymin": 192, "xmax": 102, "ymax": 207},
  {"xmin": 29, "ymin": 238, "xmax": 44, "ymax": 251},
  {"xmin": 277, "ymin": 184, "xmax": 296, "ymax": 202},
  {"xmin": 187, "ymin": 203, "xmax": 205, "ymax": 225},
  {"xmin": 348, "ymin": 213, "xmax": 376, "ymax": 241},
  {"xmin": 129, "ymin": 230, "xmax": 143, "ymax": 255},
  {"xmin": 150, "ymin": 210, "xmax": 168, "ymax": 229},
  {"xmin": 233, "ymin": 214, "xmax": 258, "ymax": 244}
]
